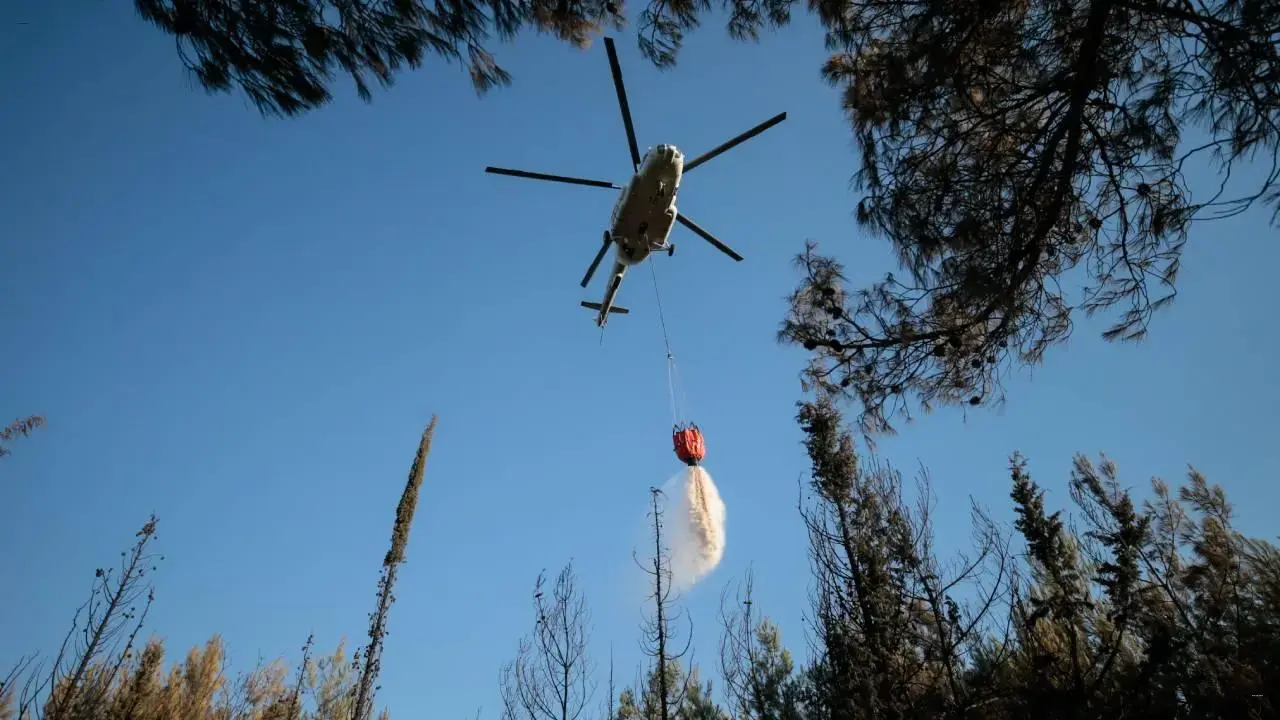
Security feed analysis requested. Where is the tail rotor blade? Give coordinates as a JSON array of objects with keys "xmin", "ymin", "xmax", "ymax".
[
  {"xmin": 677, "ymin": 214, "xmax": 744, "ymax": 262},
  {"xmin": 603, "ymin": 38, "xmax": 643, "ymax": 171},
  {"xmin": 581, "ymin": 233, "xmax": 613, "ymax": 288},
  {"xmin": 682, "ymin": 112, "xmax": 787, "ymax": 174},
  {"xmin": 485, "ymin": 166, "xmax": 619, "ymax": 189}
]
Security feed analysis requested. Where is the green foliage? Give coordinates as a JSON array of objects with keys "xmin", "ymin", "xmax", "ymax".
[
  {"xmin": 774, "ymin": 0, "xmax": 1280, "ymax": 435},
  {"xmin": 718, "ymin": 575, "xmax": 805, "ymax": 720},
  {"xmin": 794, "ymin": 392, "xmax": 1008, "ymax": 718},
  {"xmin": 130, "ymin": 0, "xmax": 627, "ymax": 117},
  {"xmin": 383, "ymin": 418, "xmax": 434, "ymax": 568},
  {"xmin": 782, "ymin": 392, "xmax": 1280, "ymax": 719},
  {"xmin": 615, "ymin": 663, "xmax": 728, "ymax": 720},
  {"xmin": 129, "ymin": 0, "xmax": 794, "ymax": 115}
]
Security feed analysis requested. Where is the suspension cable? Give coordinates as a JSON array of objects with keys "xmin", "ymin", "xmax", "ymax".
[{"xmin": 648, "ymin": 256, "xmax": 683, "ymax": 426}]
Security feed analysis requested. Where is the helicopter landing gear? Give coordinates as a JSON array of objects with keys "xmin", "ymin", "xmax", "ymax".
[{"xmin": 667, "ymin": 243, "xmax": 675, "ymax": 257}]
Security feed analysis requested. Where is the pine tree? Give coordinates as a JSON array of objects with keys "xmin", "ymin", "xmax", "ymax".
[
  {"xmin": 795, "ymin": 391, "xmax": 1014, "ymax": 719},
  {"xmin": 980, "ymin": 452, "xmax": 1280, "ymax": 719},
  {"xmin": 718, "ymin": 571, "xmax": 804, "ymax": 720},
  {"xmin": 766, "ymin": 0, "xmax": 1280, "ymax": 435},
  {"xmin": 350, "ymin": 416, "xmax": 436, "ymax": 720},
  {"xmin": 615, "ymin": 664, "xmax": 728, "ymax": 720},
  {"xmin": 130, "ymin": 0, "xmax": 626, "ymax": 117}
]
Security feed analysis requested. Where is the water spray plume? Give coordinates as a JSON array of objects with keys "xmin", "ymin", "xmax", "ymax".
[{"xmin": 663, "ymin": 465, "xmax": 726, "ymax": 591}]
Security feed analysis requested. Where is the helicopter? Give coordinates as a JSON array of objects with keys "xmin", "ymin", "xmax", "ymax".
[{"xmin": 484, "ymin": 36, "xmax": 786, "ymax": 328}]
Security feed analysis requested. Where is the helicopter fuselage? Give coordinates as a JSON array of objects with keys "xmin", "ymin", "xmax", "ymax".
[
  {"xmin": 587, "ymin": 145, "xmax": 684, "ymax": 327},
  {"xmin": 608, "ymin": 144, "xmax": 685, "ymax": 265}
]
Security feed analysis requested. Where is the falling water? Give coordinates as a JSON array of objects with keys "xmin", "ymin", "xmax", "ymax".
[{"xmin": 663, "ymin": 465, "xmax": 726, "ymax": 591}]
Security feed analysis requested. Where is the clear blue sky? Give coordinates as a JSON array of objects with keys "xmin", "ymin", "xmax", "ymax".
[{"xmin": 2, "ymin": 3, "xmax": 1278, "ymax": 718}]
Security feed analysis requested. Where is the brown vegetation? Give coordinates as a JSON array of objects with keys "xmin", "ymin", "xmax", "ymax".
[{"xmin": 2, "ymin": 417, "xmax": 436, "ymax": 720}]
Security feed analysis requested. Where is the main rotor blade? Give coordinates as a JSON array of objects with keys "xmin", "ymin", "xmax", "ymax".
[
  {"xmin": 682, "ymin": 112, "xmax": 787, "ymax": 174},
  {"xmin": 676, "ymin": 214, "xmax": 744, "ymax": 262},
  {"xmin": 485, "ymin": 166, "xmax": 619, "ymax": 189},
  {"xmin": 603, "ymin": 38, "xmax": 642, "ymax": 171},
  {"xmin": 581, "ymin": 234, "xmax": 612, "ymax": 288}
]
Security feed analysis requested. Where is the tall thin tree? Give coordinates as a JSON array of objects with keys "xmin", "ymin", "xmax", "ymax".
[
  {"xmin": 624, "ymin": 487, "xmax": 694, "ymax": 720},
  {"xmin": 350, "ymin": 415, "xmax": 437, "ymax": 720}
]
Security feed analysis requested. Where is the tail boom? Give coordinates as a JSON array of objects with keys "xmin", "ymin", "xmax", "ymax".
[{"xmin": 583, "ymin": 264, "xmax": 628, "ymax": 327}]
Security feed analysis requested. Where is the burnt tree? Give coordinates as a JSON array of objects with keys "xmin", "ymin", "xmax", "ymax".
[{"xmin": 500, "ymin": 562, "xmax": 596, "ymax": 720}]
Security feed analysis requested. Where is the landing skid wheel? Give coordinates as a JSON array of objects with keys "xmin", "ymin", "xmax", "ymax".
[{"xmin": 667, "ymin": 244, "xmax": 675, "ymax": 257}]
